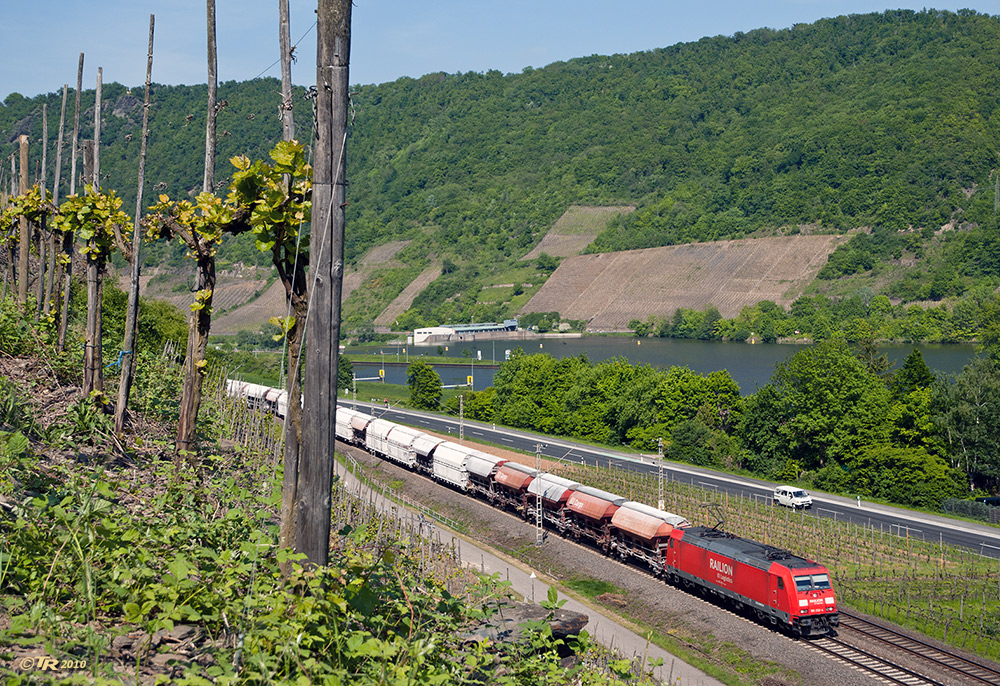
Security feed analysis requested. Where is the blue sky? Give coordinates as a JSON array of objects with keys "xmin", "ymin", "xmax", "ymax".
[{"xmin": 2, "ymin": 1, "xmax": 997, "ymax": 101}]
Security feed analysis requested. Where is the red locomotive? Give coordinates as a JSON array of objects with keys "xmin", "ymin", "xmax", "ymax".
[{"xmin": 666, "ymin": 525, "xmax": 839, "ymax": 636}]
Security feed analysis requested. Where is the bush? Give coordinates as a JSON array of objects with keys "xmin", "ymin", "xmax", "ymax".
[
  {"xmin": 668, "ymin": 419, "xmax": 716, "ymax": 466},
  {"xmin": 0, "ymin": 298, "xmax": 38, "ymax": 356}
]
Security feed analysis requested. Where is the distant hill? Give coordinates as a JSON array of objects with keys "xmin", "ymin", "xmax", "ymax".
[{"xmin": 3, "ymin": 9, "xmax": 1000, "ymax": 332}]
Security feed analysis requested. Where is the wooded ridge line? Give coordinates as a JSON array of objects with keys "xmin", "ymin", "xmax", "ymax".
[{"xmin": 3, "ymin": 9, "xmax": 1000, "ymax": 331}]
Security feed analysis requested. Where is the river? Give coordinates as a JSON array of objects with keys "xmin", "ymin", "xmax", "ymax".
[{"xmin": 347, "ymin": 337, "xmax": 979, "ymax": 395}]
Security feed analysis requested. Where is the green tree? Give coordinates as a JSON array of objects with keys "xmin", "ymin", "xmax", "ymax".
[
  {"xmin": 697, "ymin": 306, "xmax": 722, "ymax": 340},
  {"xmin": 407, "ymin": 359, "xmax": 443, "ymax": 410},
  {"xmin": 338, "ymin": 354, "xmax": 354, "ymax": 392},
  {"xmin": 738, "ymin": 384, "xmax": 789, "ymax": 477},
  {"xmin": 890, "ymin": 349, "xmax": 935, "ymax": 397},
  {"xmin": 445, "ymin": 388, "xmax": 496, "ymax": 422},
  {"xmin": 848, "ymin": 444, "xmax": 963, "ymax": 508},
  {"xmin": 536, "ymin": 253, "xmax": 558, "ymax": 273},
  {"xmin": 888, "ymin": 386, "xmax": 944, "ymax": 456},
  {"xmin": 851, "ymin": 335, "xmax": 891, "ymax": 377},
  {"xmin": 934, "ymin": 357, "xmax": 1000, "ymax": 491},
  {"xmin": 625, "ymin": 367, "xmax": 742, "ymax": 447},
  {"xmin": 742, "ymin": 339, "xmax": 892, "ymax": 471},
  {"xmin": 979, "ymin": 294, "xmax": 1000, "ymax": 363},
  {"xmin": 628, "ymin": 316, "xmax": 656, "ymax": 338},
  {"xmin": 490, "ymin": 352, "xmax": 589, "ymax": 434}
]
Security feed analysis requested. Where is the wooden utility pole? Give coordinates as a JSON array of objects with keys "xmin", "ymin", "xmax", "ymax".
[
  {"xmin": 17, "ymin": 135, "xmax": 29, "ymax": 307},
  {"xmin": 116, "ymin": 14, "xmax": 155, "ymax": 436},
  {"xmin": 59, "ymin": 54, "xmax": 85, "ymax": 352},
  {"xmin": 278, "ymin": 0, "xmax": 295, "ymax": 141},
  {"xmin": 294, "ymin": 0, "xmax": 352, "ymax": 567}
]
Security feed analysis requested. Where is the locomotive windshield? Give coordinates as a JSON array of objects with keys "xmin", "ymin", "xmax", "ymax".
[{"xmin": 794, "ymin": 574, "xmax": 832, "ymax": 592}]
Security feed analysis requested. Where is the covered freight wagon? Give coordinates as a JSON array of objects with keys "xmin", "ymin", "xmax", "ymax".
[
  {"xmin": 349, "ymin": 412, "xmax": 373, "ymax": 444},
  {"xmin": 493, "ymin": 462, "xmax": 537, "ymax": 513},
  {"xmin": 430, "ymin": 441, "xmax": 473, "ymax": 490},
  {"xmin": 610, "ymin": 502, "xmax": 689, "ymax": 571},
  {"xmin": 465, "ymin": 451, "xmax": 508, "ymax": 499},
  {"xmin": 264, "ymin": 387, "xmax": 287, "ymax": 418},
  {"xmin": 526, "ymin": 473, "xmax": 580, "ymax": 530},
  {"xmin": 334, "ymin": 407, "xmax": 365, "ymax": 444},
  {"xmin": 365, "ymin": 419, "xmax": 398, "ymax": 460},
  {"xmin": 566, "ymin": 485, "xmax": 626, "ymax": 548},
  {"xmin": 412, "ymin": 433, "xmax": 446, "ymax": 474},
  {"xmin": 382, "ymin": 424, "xmax": 426, "ymax": 469}
]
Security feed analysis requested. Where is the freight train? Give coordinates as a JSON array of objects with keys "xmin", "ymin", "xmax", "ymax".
[{"xmin": 226, "ymin": 380, "xmax": 840, "ymax": 637}]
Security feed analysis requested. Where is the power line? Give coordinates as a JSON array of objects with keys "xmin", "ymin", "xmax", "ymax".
[{"xmin": 248, "ymin": 20, "xmax": 317, "ymax": 82}]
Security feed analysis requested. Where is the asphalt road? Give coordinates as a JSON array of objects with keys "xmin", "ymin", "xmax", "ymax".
[{"xmin": 344, "ymin": 400, "xmax": 1000, "ymax": 560}]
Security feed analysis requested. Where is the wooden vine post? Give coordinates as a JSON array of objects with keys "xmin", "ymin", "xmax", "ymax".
[
  {"xmin": 277, "ymin": 0, "xmax": 301, "ymax": 572},
  {"xmin": 17, "ymin": 134, "xmax": 29, "ymax": 307},
  {"xmin": 175, "ymin": 0, "xmax": 219, "ymax": 455},
  {"xmin": 35, "ymin": 103, "xmax": 47, "ymax": 318},
  {"xmin": 295, "ymin": 0, "xmax": 352, "ymax": 568},
  {"xmin": 83, "ymin": 68, "xmax": 104, "ymax": 395},
  {"xmin": 45, "ymin": 84, "xmax": 67, "ymax": 315},
  {"xmin": 115, "ymin": 13, "xmax": 155, "ymax": 436},
  {"xmin": 2, "ymin": 156, "xmax": 13, "ymax": 298},
  {"xmin": 278, "ymin": 0, "xmax": 295, "ymax": 141},
  {"xmin": 1, "ymin": 165, "xmax": 7, "ymax": 299},
  {"xmin": 59, "ymin": 53, "xmax": 85, "ymax": 352},
  {"xmin": 204, "ymin": 0, "xmax": 218, "ymax": 193}
]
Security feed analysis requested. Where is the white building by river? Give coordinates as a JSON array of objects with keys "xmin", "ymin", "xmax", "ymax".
[{"xmin": 412, "ymin": 319, "xmax": 518, "ymax": 344}]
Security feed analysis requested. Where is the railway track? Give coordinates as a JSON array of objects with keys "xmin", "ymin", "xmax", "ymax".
[
  {"xmin": 807, "ymin": 635, "xmax": 945, "ymax": 685},
  {"xmin": 341, "ymin": 440, "xmax": 1000, "ymax": 685},
  {"xmin": 501, "ymin": 505, "xmax": 1000, "ymax": 686},
  {"xmin": 836, "ymin": 611, "xmax": 1000, "ymax": 685}
]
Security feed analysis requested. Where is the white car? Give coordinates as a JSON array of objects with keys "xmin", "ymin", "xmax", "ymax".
[{"xmin": 773, "ymin": 485, "xmax": 813, "ymax": 509}]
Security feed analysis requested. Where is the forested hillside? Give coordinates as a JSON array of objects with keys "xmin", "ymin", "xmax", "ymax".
[{"xmin": 3, "ymin": 9, "xmax": 1000, "ymax": 328}]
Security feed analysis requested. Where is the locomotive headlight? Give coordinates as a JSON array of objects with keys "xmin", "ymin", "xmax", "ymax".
[
  {"xmin": 800, "ymin": 609, "xmax": 807, "ymax": 614},
  {"xmin": 826, "ymin": 606, "xmax": 834, "ymax": 611}
]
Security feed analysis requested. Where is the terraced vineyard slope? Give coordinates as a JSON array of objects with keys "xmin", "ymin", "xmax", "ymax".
[
  {"xmin": 521, "ymin": 205, "xmax": 635, "ymax": 260},
  {"xmin": 522, "ymin": 235, "xmax": 846, "ymax": 331},
  {"xmin": 375, "ymin": 264, "xmax": 443, "ymax": 328}
]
